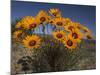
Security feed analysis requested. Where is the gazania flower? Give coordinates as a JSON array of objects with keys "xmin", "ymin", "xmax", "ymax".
[
  {"xmin": 74, "ymin": 22, "xmax": 82, "ymax": 29},
  {"xmin": 52, "ymin": 30, "xmax": 66, "ymax": 41},
  {"xmin": 21, "ymin": 16, "xmax": 39, "ymax": 30},
  {"xmin": 49, "ymin": 8, "xmax": 61, "ymax": 18},
  {"xmin": 65, "ymin": 18, "xmax": 72, "ymax": 25},
  {"xmin": 81, "ymin": 26, "xmax": 93, "ymax": 39},
  {"xmin": 36, "ymin": 10, "xmax": 50, "ymax": 24},
  {"xmin": 48, "ymin": 18, "xmax": 55, "ymax": 25},
  {"xmin": 22, "ymin": 35, "xmax": 41, "ymax": 49},
  {"xmin": 82, "ymin": 26, "xmax": 90, "ymax": 33},
  {"xmin": 15, "ymin": 21, "xmax": 23, "ymax": 29},
  {"xmin": 69, "ymin": 29, "xmax": 83, "ymax": 43},
  {"xmin": 13, "ymin": 30, "xmax": 23, "ymax": 40},
  {"xmin": 54, "ymin": 17, "xmax": 67, "ymax": 27},
  {"xmin": 64, "ymin": 22, "xmax": 75, "ymax": 32},
  {"xmin": 63, "ymin": 36, "xmax": 77, "ymax": 49},
  {"xmin": 85, "ymin": 33, "xmax": 94, "ymax": 39}
]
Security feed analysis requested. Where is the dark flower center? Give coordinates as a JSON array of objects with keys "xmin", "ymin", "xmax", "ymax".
[
  {"xmin": 84, "ymin": 29, "xmax": 88, "ymax": 32},
  {"xmin": 68, "ymin": 26, "xmax": 74, "ymax": 31},
  {"xmin": 87, "ymin": 35, "xmax": 92, "ymax": 39},
  {"xmin": 77, "ymin": 26, "xmax": 80, "ymax": 29},
  {"xmin": 29, "ymin": 40, "xmax": 36, "ymax": 46},
  {"xmin": 20, "ymin": 25, "xmax": 23, "ymax": 29},
  {"xmin": 17, "ymin": 33, "xmax": 22, "ymax": 38},
  {"xmin": 50, "ymin": 21, "xmax": 53, "ymax": 24},
  {"xmin": 40, "ymin": 17, "xmax": 46, "ymax": 22},
  {"xmin": 56, "ymin": 33, "xmax": 63, "ymax": 38},
  {"xmin": 72, "ymin": 33, "xmax": 78, "ymax": 39},
  {"xmin": 53, "ymin": 12, "xmax": 57, "ymax": 16},
  {"xmin": 67, "ymin": 40, "xmax": 73, "ymax": 46},
  {"xmin": 29, "ymin": 23, "xmax": 37, "ymax": 29},
  {"xmin": 56, "ymin": 22, "xmax": 63, "ymax": 26}
]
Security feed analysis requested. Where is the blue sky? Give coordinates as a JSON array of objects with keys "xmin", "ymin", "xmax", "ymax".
[{"xmin": 11, "ymin": 1, "xmax": 96, "ymax": 36}]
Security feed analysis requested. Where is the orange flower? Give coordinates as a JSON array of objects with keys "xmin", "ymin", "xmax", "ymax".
[
  {"xmin": 85, "ymin": 32, "xmax": 94, "ymax": 39},
  {"xmin": 74, "ymin": 22, "xmax": 82, "ymax": 29},
  {"xmin": 81, "ymin": 25, "xmax": 91, "ymax": 33},
  {"xmin": 13, "ymin": 30, "xmax": 23, "ymax": 40},
  {"xmin": 36, "ymin": 10, "xmax": 50, "ymax": 24},
  {"xmin": 21, "ymin": 16, "xmax": 39, "ymax": 30},
  {"xmin": 54, "ymin": 17, "xmax": 67, "ymax": 27},
  {"xmin": 22, "ymin": 35, "xmax": 41, "ymax": 49},
  {"xmin": 49, "ymin": 8, "xmax": 61, "ymax": 18},
  {"xmin": 63, "ymin": 36, "xmax": 77, "ymax": 49},
  {"xmin": 64, "ymin": 22, "xmax": 75, "ymax": 32},
  {"xmin": 16, "ymin": 21, "xmax": 23, "ymax": 29},
  {"xmin": 65, "ymin": 18, "xmax": 72, "ymax": 25},
  {"xmin": 52, "ymin": 30, "xmax": 66, "ymax": 41},
  {"xmin": 68, "ymin": 29, "xmax": 83, "ymax": 43}
]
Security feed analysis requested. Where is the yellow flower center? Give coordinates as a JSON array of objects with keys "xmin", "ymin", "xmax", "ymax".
[
  {"xmin": 29, "ymin": 40, "xmax": 36, "ymax": 46},
  {"xmin": 67, "ymin": 40, "xmax": 73, "ymax": 46}
]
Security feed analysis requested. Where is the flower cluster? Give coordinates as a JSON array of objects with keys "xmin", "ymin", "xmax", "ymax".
[{"xmin": 13, "ymin": 8, "xmax": 94, "ymax": 49}]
